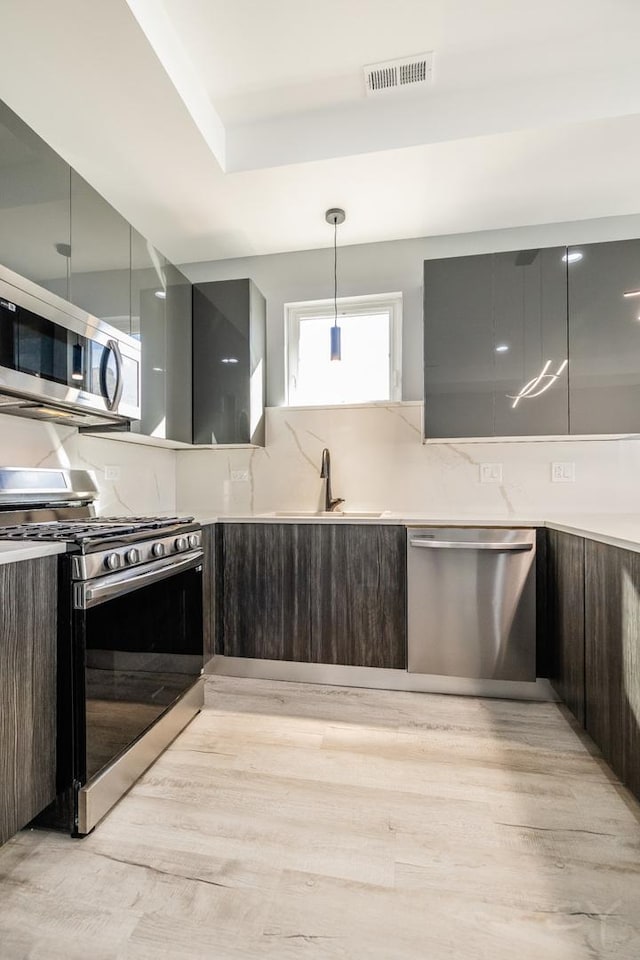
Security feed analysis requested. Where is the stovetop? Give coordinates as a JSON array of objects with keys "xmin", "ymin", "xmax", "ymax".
[{"xmin": 0, "ymin": 515, "xmax": 197, "ymax": 547}]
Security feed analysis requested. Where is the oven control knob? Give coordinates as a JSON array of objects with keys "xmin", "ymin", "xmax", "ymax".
[
  {"xmin": 152, "ymin": 542, "xmax": 165, "ymax": 558},
  {"xmin": 125, "ymin": 548, "xmax": 140, "ymax": 565},
  {"xmin": 105, "ymin": 552, "xmax": 120, "ymax": 570},
  {"xmin": 175, "ymin": 537, "xmax": 187, "ymax": 552},
  {"xmin": 188, "ymin": 534, "xmax": 199, "ymax": 549}
]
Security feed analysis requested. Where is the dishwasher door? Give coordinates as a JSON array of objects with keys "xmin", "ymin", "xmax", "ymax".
[{"xmin": 407, "ymin": 528, "xmax": 536, "ymax": 681}]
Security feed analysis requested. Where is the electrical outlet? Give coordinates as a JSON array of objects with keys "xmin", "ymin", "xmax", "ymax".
[
  {"xmin": 104, "ymin": 466, "xmax": 120, "ymax": 481},
  {"xmin": 480, "ymin": 463, "xmax": 503, "ymax": 484},
  {"xmin": 551, "ymin": 462, "xmax": 575, "ymax": 482},
  {"xmin": 231, "ymin": 470, "xmax": 249, "ymax": 483}
]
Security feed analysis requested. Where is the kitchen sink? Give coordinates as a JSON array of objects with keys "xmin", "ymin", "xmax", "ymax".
[{"xmin": 260, "ymin": 510, "xmax": 386, "ymax": 519}]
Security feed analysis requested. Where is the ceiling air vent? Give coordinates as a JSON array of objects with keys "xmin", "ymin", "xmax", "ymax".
[{"xmin": 364, "ymin": 52, "xmax": 433, "ymax": 97}]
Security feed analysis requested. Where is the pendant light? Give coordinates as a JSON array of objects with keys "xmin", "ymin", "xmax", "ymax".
[{"xmin": 325, "ymin": 208, "xmax": 345, "ymax": 361}]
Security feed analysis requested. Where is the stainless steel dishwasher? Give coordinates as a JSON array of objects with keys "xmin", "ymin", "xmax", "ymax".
[{"xmin": 407, "ymin": 528, "xmax": 536, "ymax": 682}]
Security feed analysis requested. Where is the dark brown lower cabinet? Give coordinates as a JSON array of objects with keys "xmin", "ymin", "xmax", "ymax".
[
  {"xmin": 310, "ymin": 524, "xmax": 406, "ymax": 668},
  {"xmin": 201, "ymin": 524, "xmax": 216, "ymax": 659},
  {"xmin": 218, "ymin": 523, "xmax": 407, "ymax": 669},
  {"xmin": 584, "ymin": 539, "xmax": 640, "ymax": 800},
  {"xmin": 547, "ymin": 530, "xmax": 585, "ymax": 724},
  {"xmin": 219, "ymin": 523, "xmax": 312, "ymax": 661},
  {"xmin": 0, "ymin": 556, "xmax": 57, "ymax": 846}
]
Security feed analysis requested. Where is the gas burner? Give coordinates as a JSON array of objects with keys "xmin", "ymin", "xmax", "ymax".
[{"xmin": 0, "ymin": 515, "xmax": 197, "ymax": 546}]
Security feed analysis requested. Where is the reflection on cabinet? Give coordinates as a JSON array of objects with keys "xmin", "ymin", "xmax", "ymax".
[
  {"xmin": 584, "ymin": 539, "xmax": 640, "ymax": 799},
  {"xmin": 0, "ymin": 556, "xmax": 57, "ymax": 846},
  {"xmin": 310, "ymin": 524, "xmax": 406, "ymax": 668},
  {"xmin": 0, "ymin": 100, "xmax": 70, "ymax": 299},
  {"xmin": 70, "ymin": 171, "xmax": 131, "ymax": 330},
  {"xmin": 568, "ymin": 240, "xmax": 640, "ymax": 434},
  {"xmin": 424, "ymin": 248, "xmax": 568, "ymax": 439},
  {"xmin": 547, "ymin": 530, "xmax": 585, "ymax": 724},
  {"xmin": 193, "ymin": 280, "xmax": 266, "ymax": 445},
  {"xmin": 219, "ymin": 524, "xmax": 312, "ymax": 661},
  {"xmin": 218, "ymin": 523, "xmax": 407, "ymax": 669}
]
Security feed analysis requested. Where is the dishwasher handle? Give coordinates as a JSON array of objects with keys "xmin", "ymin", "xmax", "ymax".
[{"xmin": 409, "ymin": 538, "xmax": 533, "ymax": 552}]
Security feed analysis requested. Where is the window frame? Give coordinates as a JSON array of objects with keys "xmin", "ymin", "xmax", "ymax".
[{"xmin": 285, "ymin": 292, "xmax": 403, "ymax": 407}]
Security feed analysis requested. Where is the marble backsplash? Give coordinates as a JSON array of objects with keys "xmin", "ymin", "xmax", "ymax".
[
  {"xmin": 3, "ymin": 404, "xmax": 639, "ymax": 522},
  {"xmin": 176, "ymin": 403, "xmax": 640, "ymax": 520},
  {"xmin": 0, "ymin": 413, "xmax": 176, "ymax": 516}
]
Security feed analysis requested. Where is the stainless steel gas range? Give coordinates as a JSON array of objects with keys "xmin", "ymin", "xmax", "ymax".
[{"xmin": 0, "ymin": 466, "xmax": 204, "ymax": 836}]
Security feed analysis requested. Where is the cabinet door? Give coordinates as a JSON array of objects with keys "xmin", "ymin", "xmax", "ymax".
[
  {"xmin": 310, "ymin": 525, "xmax": 406, "ymax": 669},
  {"xmin": 584, "ymin": 540, "xmax": 640, "ymax": 800},
  {"xmin": 0, "ymin": 100, "xmax": 70, "ymax": 298},
  {"xmin": 424, "ymin": 248, "xmax": 568, "ymax": 438},
  {"xmin": 70, "ymin": 171, "xmax": 131, "ymax": 329},
  {"xmin": 165, "ymin": 262, "xmax": 192, "ymax": 443},
  {"xmin": 547, "ymin": 530, "xmax": 585, "ymax": 725},
  {"xmin": 130, "ymin": 228, "xmax": 167, "ymax": 438},
  {"xmin": 219, "ymin": 523, "xmax": 312, "ymax": 661},
  {"xmin": 193, "ymin": 279, "xmax": 254, "ymax": 445},
  {"xmin": 201, "ymin": 524, "xmax": 216, "ymax": 660},
  {"xmin": 0, "ymin": 556, "xmax": 57, "ymax": 845},
  {"xmin": 492, "ymin": 248, "xmax": 568, "ymax": 436},
  {"xmin": 424, "ymin": 254, "xmax": 495, "ymax": 438},
  {"xmin": 568, "ymin": 240, "xmax": 640, "ymax": 434}
]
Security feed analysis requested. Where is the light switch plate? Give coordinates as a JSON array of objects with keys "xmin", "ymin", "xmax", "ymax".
[
  {"xmin": 104, "ymin": 466, "xmax": 120, "ymax": 481},
  {"xmin": 480, "ymin": 463, "xmax": 503, "ymax": 484},
  {"xmin": 551, "ymin": 462, "xmax": 575, "ymax": 482},
  {"xmin": 231, "ymin": 470, "xmax": 250, "ymax": 483}
]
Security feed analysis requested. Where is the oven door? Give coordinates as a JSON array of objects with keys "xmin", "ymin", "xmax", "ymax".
[{"xmin": 72, "ymin": 550, "xmax": 203, "ymax": 834}]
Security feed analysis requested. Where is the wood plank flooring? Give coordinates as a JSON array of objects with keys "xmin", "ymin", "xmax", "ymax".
[{"xmin": 1, "ymin": 677, "xmax": 639, "ymax": 959}]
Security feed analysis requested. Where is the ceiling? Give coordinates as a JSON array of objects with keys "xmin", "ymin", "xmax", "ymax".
[{"xmin": 1, "ymin": 0, "xmax": 640, "ymax": 265}]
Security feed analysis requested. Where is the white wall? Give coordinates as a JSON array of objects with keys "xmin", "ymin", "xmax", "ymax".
[
  {"xmin": 180, "ymin": 211, "xmax": 640, "ymax": 407},
  {"xmin": 0, "ymin": 414, "xmax": 176, "ymax": 516}
]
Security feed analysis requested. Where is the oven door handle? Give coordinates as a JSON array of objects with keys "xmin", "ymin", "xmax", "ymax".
[{"xmin": 73, "ymin": 550, "xmax": 203, "ymax": 610}]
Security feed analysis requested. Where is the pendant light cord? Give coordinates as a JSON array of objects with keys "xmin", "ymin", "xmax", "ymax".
[{"xmin": 333, "ymin": 218, "xmax": 338, "ymax": 328}]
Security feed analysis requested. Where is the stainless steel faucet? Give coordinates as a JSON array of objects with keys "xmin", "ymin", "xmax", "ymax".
[{"xmin": 320, "ymin": 448, "xmax": 345, "ymax": 512}]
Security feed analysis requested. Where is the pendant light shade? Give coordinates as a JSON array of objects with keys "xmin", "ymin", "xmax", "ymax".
[
  {"xmin": 325, "ymin": 208, "xmax": 345, "ymax": 361},
  {"xmin": 330, "ymin": 324, "xmax": 341, "ymax": 361}
]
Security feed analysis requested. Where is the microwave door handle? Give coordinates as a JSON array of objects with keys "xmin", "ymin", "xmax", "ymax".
[{"xmin": 100, "ymin": 339, "xmax": 124, "ymax": 412}]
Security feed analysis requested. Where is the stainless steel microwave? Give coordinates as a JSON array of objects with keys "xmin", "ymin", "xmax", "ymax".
[{"xmin": 0, "ymin": 264, "xmax": 140, "ymax": 427}]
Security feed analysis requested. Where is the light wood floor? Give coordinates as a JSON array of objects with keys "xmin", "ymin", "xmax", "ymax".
[{"xmin": 1, "ymin": 677, "xmax": 639, "ymax": 959}]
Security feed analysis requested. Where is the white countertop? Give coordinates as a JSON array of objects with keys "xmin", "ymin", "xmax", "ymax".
[
  {"xmin": 544, "ymin": 514, "xmax": 640, "ymax": 554},
  {"xmin": 3, "ymin": 513, "xmax": 637, "ymax": 561},
  {"xmin": 197, "ymin": 511, "xmax": 640, "ymax": 555},
  {"xmin": 0, "ymin": 540, "xmax": 67, "ymax": 565}
]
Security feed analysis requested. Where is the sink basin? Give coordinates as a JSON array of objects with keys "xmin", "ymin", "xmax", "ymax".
[{"xmin": 262, "ymin": 510, "xmax": 385, "ymax": 519}]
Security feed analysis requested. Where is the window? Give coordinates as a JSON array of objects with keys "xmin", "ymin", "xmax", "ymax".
[{"xmin": 285, "ymin": 293, "xmax": 402, "ymax": 406}]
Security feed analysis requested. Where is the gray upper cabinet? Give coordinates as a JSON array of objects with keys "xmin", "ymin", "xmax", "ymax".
[
  {"xmin": 0, "ymin": 100, "xmax": 70, "ymax": 299},
  {"xmin": 424, "ymin": 248, "xmax": 568, "ymax": 438},
  {"xmin": 567, "ymin": 240, "xmax": 640, "ymax": 435},
  {"xmin": 70, "ymin": 171, "xmax": 131, "ymax": 332},
  {"xmin": 165, "ymin": 262, "xmax": 192, "ymax": 444},
  {"xmin": 193, "ymin": 279, "xmax": 266, "ymax": 445},
  {"xmin": 130, "ymin": 228, "xmax": 167, "ymax": 438},
  {"xmin": 424, "ymin": 254, "xmax": 494, "ymax": 438},
  {"xmin": 130, "ymin": 231, "xmax": 191, "ymax": 443}
]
